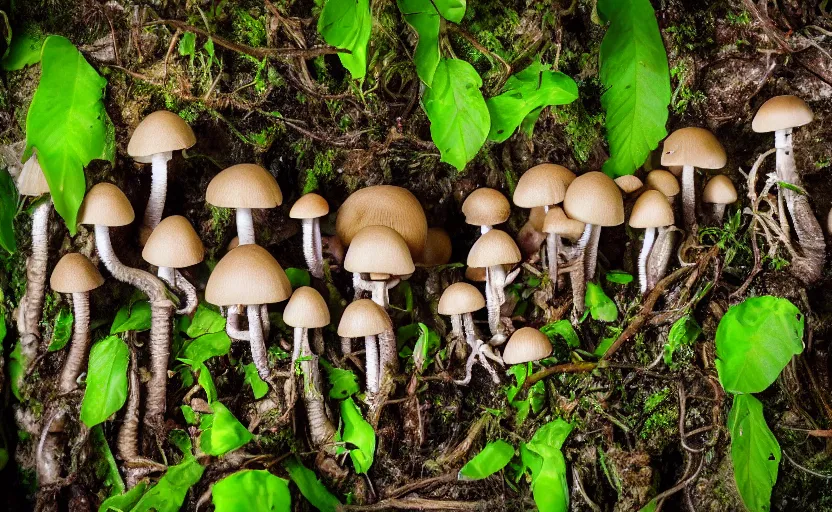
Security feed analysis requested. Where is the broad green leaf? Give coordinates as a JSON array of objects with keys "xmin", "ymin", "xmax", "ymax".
[
  {"xmin": 284, "ymin": 267, "xmax": 311, "ymax": 289},
  {"xmin": 184, "ymin": 331, "xmax": 231, "ymax": 364},
  {"xmin": 594, "ymin": 336, "xmax": 614, "ymax": 357},
  {"xmin": 715, "ymin": 296, "xmax": 804, "ymax": 394},
  {"xmin": 213, "ymin": 470, "xmax": 291, "ymax": 512},
  {"xmin": 638, "ymin": 499, "xmax": 658, "ymax": 512},
  {"xmin": 9, "ymin": 342, "xmax": 23, "ymax": 400},
  {"xmin": 529, "ymin": 380, "xmax": 546, "ymax": 414},
  {"xmin": 585, "ymin": 282, "xmax": 618, "ymax": 322},
  {"xmin": 131, "ymin": 456, "xmax": 205, "ymax": 512},
  {"xmin": 169, "ymin": 429, "xmax": 193, "ymax": 455},
  {"xmin": 23, "ymin": 36, "xmax": 109, "ymax": 233},
  {"xmin": 80, "ymin": 336, "xmax": 129, "ymax": 427},
  {"xmin": 178, "ymin": 32, "xmax": 196, "ymax": 64},
  {"xmin": 523, "ymin": 419, "xmax": 573, "ymax": 512},
  {"xmin": 540, "ymin": 319, "xmax": 580, "ymax": 348},
  {"xmin": 181, "ymin": 405, "xmax": 198, "ymax": 425},
  {"xmin": 0, "ymin": 169, "xmax": 17, "ymax": 253},
  {"xmin": 284, "ymin": 457, "xmax": 341, "ymax": 512},
  {"xmin": 433, "ymin": 0, "xmax": 466, "ymax": 23},
  {"xmin": 728, "ymin": 394, "xmax": 780, "ymax": 512},
  {"xmin": 605, "ymin": 270, "xmax": 633, "ymax": 285},
  {"xmin": 110, "ymin": 300, "xmax": 151, "ymax": 334},
  {"xmin": 1, "ymin": 31, "xmax": 43, "ymax": 70},
  {"xmin": 458, "ymin": 440, "xmax": 515, "ymax": 480},
  {"xmin": 47, "ymin": 307, "xmax": 73, "ymax": 352},
  {"xmin": 91, "ymin": 425, "xmax": 125, "ymax": 497},
  {"xmin": 317, "ymin": 0, "xmax": 372, "ymax": 79},
  {"xmin": 597, "ymin": 0, "xmax": 671, "ymax": 178},
  {"xmin": 422, "ymin": 58, "xmax": 490, "ymax": 171},
  {"xmin": 186, "ymin": 303, "xmax": 226, "ymax": 338},
  {"xmin": 486, "ymin": 61, "xmax": 578, "ymax": 143},
  {"xmin": 397, "ymin": 0, "xmax": 441, "ymax": 86},
  {"xmin": 339, "ymin": 397, "xmax": 375, "ymax": 474},
  {"xmin": 98, "ymin": 481, "xmax": 147, "ymax": 512},
  {"xmin": 181, "ymin": 358, "xmax": 218, "ymax": 403},
  {"xmin": 200, "ymin": 402, "xmax": 253, "ymax": 456},
  {"xmin": 244, "ymin": 362, "xmax": 269, "ymax": 400},
  {"xmin": 0, "ymin": 11, "xmax": 9, "ymax": 60},
  {"xmin": 321, "ymin": 360, "xmax": 359, "ymax": 399},
  {"xmin": 663, "ymin": 314, "xmax": 701, "ymax": 366}
]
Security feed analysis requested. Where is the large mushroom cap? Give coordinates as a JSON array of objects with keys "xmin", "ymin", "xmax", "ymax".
[
  {"xmin": 17, "ymin": 155, "xmax": 50, "ymax": 197},
  {"xmin": 283, "ymin": 286, "xmax": 330, "ymax": 328},
  {"xmin": 513, "ymin": 164, "xmax": 576, "ymax": 208},
  {"xmin": 629, "ymin": 190, "xmax": 674, "ymax": 228},
  {"xmin": 127, "ymin": 110, "xmax": 196, "ymax": 162},
  {"xmin": 502, "ymin": 327, "xmax": 552, "ymax": 365},
  {"xmin": 337, "ymin": 299, "xmax": 391, "ymax": 337},
  {"xmin": 78, "ymin": 183, "xmax": 135, "ymax": 227},
  {"xmin": 752, "ymin": 95, "xmax": 813, "ymax": 133},
  {"xmin": 142, "ymin": 215, "xmax": 205, "ymax": 269},
  {"xmin": 661, "ymin": 127, "xmax": 727, "ymax": 169},
  {"xmin": 206, "ymin": 164, "xmax": 283, "ymax": 209},
  {"xmin": 335, "ymin": 185, "xmax": 427, "ymax": 258},
  {"xmin": 50, "ymin": 253, "xmax": 104, "ymax": 293},
  {"xmin": 467, "ymin": 229, "xmax": 521, "ymax": 268},
  {"xmin": 344, "ymin": 225, "xmax": 415, "ymax": 276},
  {"xmin": 289, "ymin": 193, "xmax": 329, "ymax": 219},
  {"xmin": 645, "ymin": 170, "xmax": 680, "ymax": 197},
  {"xmin": 702, "ymin": 175, "xmax": 738, "ymax": 204},
  {"xmin": 438, "ymin": 282, "xmax": 485, "ymax": 315},
  {"xmin": 563, "ymin": 171, "xmax": 624, "ymax": 226},
  {"xmin": 462, "ymin": 188, "xmax": 510, "ymax": 226},
  {"xmin": 543, "ymin": 206, "xmax": 586, "ymax": 240},
  {"xmin": 205, "ymin": 244, "xmax": 292, "ymax": 306},
  {"xmin": 614, "ymin": 175, "xmax": 643, "ymax": 194},
  {"xmin": 418, "ymin": 227, "xmax": 452, "ymax": 267}
]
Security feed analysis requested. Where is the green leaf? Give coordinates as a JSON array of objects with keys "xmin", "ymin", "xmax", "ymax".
[
  {"xmin": 200, "ymin": 402, "xmax": 253, "ymax": 456},
  {"xmin": 0, "ymin": 169, "xmax": 18, "ymax": 254},
  {"xmin": 131, "ymin": 456, "xmax": 205, "ymax": 512},
  {"xmin": 663, "ymin": 314, "xmax": 701, "ymax": 365},
  {"xmin": 47, "ymin": 307, "xmax": 74, "ymax": 352},
  {"xmin": 605, "ymin": 270, "xmax": 633, "ymax": 285},
  {"xmin": 186, "ymin": 303, "xmax": 226, "ymax": 338},
  {"xmin": 339, "ymin": 397, "xmax": 375, "ymax": 474},
  {"xmin": 244, "ymin": 362, "xmax": 269, "ymax": 400},
  {"xmin": 284, "ymin": 457, "xmax": 342, "ymax": 512},
  {"xmin": 585, "ymin": 282, "xmax": 618, "ymax": 322},
  {"xmin": 91, "ymin": 425, "xmax": 125, "ymax": 497},
  {"xmin": 715, "ymin": 296, "xmax": 804, "ymax": 394},
  {"xmin": 98, "ymin": 481, "xmax": 147, "ymax": 512},
  {"xmin": 184, "ymin": 331, "xmax": 231, "ymax": 364},
  {"xmin": 594, "ymin": 336, "xmax": 614, "ymax": 357},
  {"xmin": 181, "ymin": 358, "xmax": 217, "ymax": 403},
  {"xmin": 169, "ymin": 429, "xmax": 193, "ymax": 455},
  {"xmin": 181, "ymin": 405, "xmax": 197, "ymax": 425},
  {"xmin": 638, "ymin": 499, "xmax": 658, "ymax": 512},
  {"xmin": 24, "ymin": 36, "xmax": 109, "ymax": 234},
  {"xmin": 110, "ymin": 300, "xmax": 151, "ymax": 334},
  {"xmin": 486, "ymin": 61, "xmax": 578, "ymax": 143},
  {"xmin": 458, "ymin": 440, "xmax": 515, "ymax": 480},
  {"xmin": 540, "ymin": 319, "xmax": 580, "ymax": 348},
  {"xmin": 728, "ymin": 394, "xmax": 780, "ymax": 512},
  {"xmin": 597, "ymin": 0, "xmax": 671, "ymax": 178},
  {"xmin": 433, "ymin": 0, "xmax": 466, "ymax": 23},
  {"xmin": 80, "ymin": 336, "xmax": 129, "ymax": 427},
  {"xmin": 397, "ymin": 0, "xmax": 441, "ymax": 86},
  {"xmin": 321, "ymin": 360, "xmax": 359, "ymax": 399},
  {"xmin": 178, "ymin": 32, "xmax": 196, "ymax": 64},
  {"xmin": 523, "ymin": 419, "xmax": 573, "ymax": 512},
  {"xmin": 317, "ymin": 0, "xmax": 372, "ymax": 79},
  {"xmin": 213, "ymin": 470, "xmax": 291, "ymax": 512},
  {"xmin": 422, "ymin": 58, "xmax": 490, "ymax": 171},
  {"xmin": 284, "ymin": 267, "xmax": 311, "ymax": 289},
  {"xmin": 9, "ymin": 341, "xmax": 24, "ymax": 400},
  {"xmin": 1, "ymin": 31, "xmax": 43, "ymax": 70}
]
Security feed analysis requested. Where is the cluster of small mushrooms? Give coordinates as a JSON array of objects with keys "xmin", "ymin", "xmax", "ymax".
[{"xmin": 14, "ymin": 95, "xmax": 826, "ymax": 485}]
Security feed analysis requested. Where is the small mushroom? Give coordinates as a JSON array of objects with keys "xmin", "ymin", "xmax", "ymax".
[
  {"xmin": 614, "ymin": 175, "xmax": 644, "ymax": 195},
  {"xmin": 467, "ymin": 229, "xmax": 521, "ymax": 342},
  {"xmin": 417, "ymin": 227, "xmax": 453, "ymax": 267},
  {"xmin": 702, "ymin": 175, "xmax": 737, "ymax": 224},
  {"xmin": 629, "ymin": 191, "xmax": 674, "ymax": 294},
  {"xmin": 206, "ymin": 163, "xmax": 283, "ymax": 245},
  {"xmin": 645, "ymin": 169, "xmax": 680, "ymax": 200},
  {"xmin": 289, "ymin": 193, "xmax": 329, "ymax": 279},
  {"xmin": 502, "ymin": 327, "xmax": 553, "ymax": 365},
  {"xmin": 142, "ymin": 215, "xmax": 205, "ymax": 315},
  {"xmin": 337, "ymin": 299, "xmax": 393, "ymax": 393},
  {"xmin": 462, "ymin": 187, "xmax": 510, "ymax": 235},
  {"xmin": 542, "ymin": 207, "xmax": 586, "ymax": 294}
]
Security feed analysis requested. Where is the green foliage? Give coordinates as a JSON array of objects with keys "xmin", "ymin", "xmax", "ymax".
[
  {"xmin": 505, "ymin": 363, "xmax": 546, "ymax": 425},
  {"xmin": 605, "ymin": 270, "xmax": 633, "ymax": 285},
  {"xmin": 199, "ymin": 402, "xmax": 253, "ymax": 456},
  {"xmin": 597, "ymin": 0, "xmax": 670, "ymax": 177},
  {"xmin": 585, "ymin": 282, "xmax": 618, "ymax": 322},
  {"xmin": 184, "ymin": 331, "xmax": 231, "ymax": 365},
  {"xmin": 284, "ymin": 457, "xmax": 341, "ymax": 512},
  {"xmin": 178, "ymin": 32, "xmax": 196, "ymax": 64},
  {"xmin": 0, "ymin": 169, "xmax": 18, "ymax": 254},
  {"xmin": 186, "ymin": 303, "xmax": 226, "ymax": 338},
  {"xmin": 80, "ymin": 336, "xmax": 129, "ymax": 427},
  {"xmin": 47, "ymin": 307, "xmax": 73, "ymax": 352},
  {"xmin": 98, "ymin": 482, "xmax": 147, "ymax": 512},
  {"xmin": 23, "ymin": 36, "xmax": 111, "ymax": 234},
  {"xmin": 321, "ymin": 360, "xmax": 359, "ymax": 399},
  {"xmin": 338, "ymin": 397, "xmax": 375, "ymax": 474},
  {"xmin": 8, "ymin": 341, "xmax": 23, "ymax": 400},
  {"xmin": 130, "ymin": 456, "xmax": 205, "ymax": 512},
  {"xmin": 243, "ymin": 362, "xmax": 269, "ymax": 400},
  {"xmin": 398, "ymin": 322, "xmax": 441, "ymax": 371},
  {"xmin": 111, "ymin": 300, "xmax": 151, "ymax": 334},
  {"xmin": 91, "ymin": 424, "xmax": 125, "ymax": 497},
  {"xmin": 284, "ymin": 267, "xmax": 311, "ymax": 289},
  {"xmin": 1, "ymin": 31, "xmax": 43, "ymax": 70},
  {"xmin": 458, "ymin": 439, "xmax": 515, "ymax": 480},
  {"xmin": 540, "ymin": 319, "xmax": 580, "ymax": 349},
  {"xmin": 212, "ymin": 470, "xmax": 291, "ymax": 512},
  {"xmin": 728, "ymin": 394, "xmax": 780, "ymax": 512},
  {"xmin": 715, "ymin": 296, "xmax": 804, "ymax": 394},
  {"xmin": 318, "ymin": 0, "xmax": 372, "ymax": 79},
  {"xmin": 397, "ymin": 0, "xmax": 466, "ymax": 86},
  {"xmin": 663, "ymin": 314, "xmax": 700, "ymax": 366},
  {"xmin": 520, "ymin": 419, "xmax": 573, "ymax": 512}
]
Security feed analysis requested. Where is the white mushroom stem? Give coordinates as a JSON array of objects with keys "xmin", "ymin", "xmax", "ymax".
[
  {"xmin": 484, "ymin": 266, "xmax": 503, "ymax": 340},
  {"xmin": 480, "ymin": 225, "xmax": 491, "ymax": 235},
  {"xmin": 57, "ymin": 292, "xmax": 90, "ymax": 393},
  {"xmin": 681, "ymin": 164, "xmax": 696, "ymax": 231},
  {"xmin": 712, "ymin": 204, "xmax": 726, "ymax": 223},
  {"xmin": 450, "ymin": 314, "xmax": 463, "ymax": 340},
  {"xmin": 572, "ymin": 224, "xmax": 593, "ymax": 314},
  {"xmin": 647, "ymin": 226, "xmax": 676, "ymax": 290},
  {"xmin": 236, "ymin": 208, "xmax": 255, "ymax": 245},
  {"xmin": 455, "ymin": 314, "xmax": 501, "ymax": 386},
  {"xmin": 17, "ymin": 199, "xmax": 50, "ymax": 366},
  {"xmin": 247, "ymin": 304, "xmax": 270, "ymax": 379},
  {"xmin": 584, "ymin": 224, "xmax": 601, "ymax": 279},
  {"xmin": 225, "ymin": 305, "xmax": 250, "ymax": 341},
  {"xmin": 143, "ymin": 151, "xmax": 173, "ymax": 230},
  {"xmin": 158, "ymin": 266, "xmax": 175, "ymax": 284},
  {"xmin": 546, "ymin": 233, "xmax": 560, "ymax": 288},
  {"xmin": 292, "ymin": 327, "xmax": 303, "ymax": 365},
  {"xmin": 371, "ymin": 280, "xmax": 389, "ymax": 308},
  {"xmin": 365, "ymin": 334, "xmax": 379, "ymax": 393},
  {"xmin": 302, "ymin": 218, "xmax": 324, "ymax": 279},
  {"xmin": 296, "ymin": 328, "xmax": 336, "ymax": 447},
  {"xmin": 638, "ymin": 227, "xmax": 657, "ymax": 294},
  {"xmin": 174, "ymin": 270, "xmax": 198, "ymax": 316},
  {"xmin": 378, "ymin": 327, "xmax": 399, "ymax": 387}
]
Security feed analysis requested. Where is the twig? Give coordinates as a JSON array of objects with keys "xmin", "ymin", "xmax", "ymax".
[
  {"xmin": 383, "ymin": 474, "xmax": 457, "ymax": 499},
  {"xmin": 339, "ymin": 498, "xmax": 486, "ymax": 511},
  {"xmin": 652, "ymin": 455, "xmax": 705, "ymax": 511},
  {"xmin": 524, "ymin": 361, "xmax": 599, "ymax": 389},
  {"xmin": 782, "ymin": 450, "xmax": 832, "ymax": 478}
]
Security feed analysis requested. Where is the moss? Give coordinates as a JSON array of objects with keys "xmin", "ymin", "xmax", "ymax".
[
  {"xmin": 232, "ymin": 8, "xmax": 267, "ymax": 48},
  {"xmin": 725, "ymin": 10, "xmax": 751, "ymax": 26},
  {"xmin": 207, "ymin": 205, "xmax": 232, "ymax": 246},
  {"xmin": 303, "ymin": 149, "xmax": 337, "ymax": 194},
  {"xmin": 670, "ymin": 62, "xmax": 707, "ymax": 116},
  {"xmin": 638, "ymin": 387, "xmax": 679, "ymax": 443},
  {"xmin": 558, "ymin": 99, "xmax": 604, "ymax": 164}
]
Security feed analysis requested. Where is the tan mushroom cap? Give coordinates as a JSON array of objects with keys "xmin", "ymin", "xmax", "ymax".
[
  {"xmin": 336, "ymin": 185, "xmax": 428, "ymax": 258},
  {"xmin": 283, "ymin": 286, "xmax": 330, "ymax": 328},
  {"xmin": 563, "ymin": 172, "xmax": 624, "ymax": 227},
  {"xmin": 513, "ymin": 164, "xmax": 577, "ymax": 208},
  {"xmin": 614, "ymin": 175, "xmax": 643, "ymax": 194},
  {"xmin": 462, "ymin": 188, "xmax": 510, "ymax": 226},
  {"xmin": 50, "ymin": 253, "xmax": 104, "ymax": 293},
  {"xmin": 127, "ymin": 110, "xmax": 196, "ymax": 162},
  {"xmin": 205, "ymin": 244, "xmax": 292, "ymax": 306},
  {"xmin": 438, "ymin": 282, "xmax": 485, "ymax": 315},
  {"xmin": 629, "ymin": 190, "xmax": 674, "ymax": 229},
  {"xmin": 17, "ymin": 155, "xmax": 50, "ymax": 196},
  {"xmin": 227, "ymin": 236, "xmax": 240, "ymax": 252},
  {"xmin": 543, "ymin": 206, "xmax": 586, "ymax": 240},
  {"xmin": 752, "ymin": 95, "xmax": 813, "ymax": 133},
  {"xmin": 465, "ymin": 266, "xmax": 487, "ymax": 282},
  {"xmin": 418, "ymin": 227, "xmax": 452, "ymax": 267},
  {"xmin": 467, "ymin": 229, "xmax": 521, "ymax": 268},
  {"xmin": 344, "ymin": 225, "xmax": 415, "ymax": 276},
  {"xmin": 142, "ymin": 215, "xmax": 205, "ymax": 268},
  {"xmin": 661, "ymin": 127, "xmax": 727, "ymax": 169},
  {"xmin": 645, "ymin": 170, "xmax": 680, "ymax": 197},
  {"xmin": 337, "ymin": 299, "xmax": 392, "ymax": 337},
  {"xmin": 289, "ymin": 193, "xmax": 329, "ymax": 219},
  {"xmin": 206, "ymin": 164, "xmax": 283, "ymax": 209},
  {"xmin": 702, "ymin": 175, "xmax": 738, "ymax": 204},
  {"xmin": 502, "ymin": 327, "xmax": 553, "ymax": 365},
  {"xmin": 528, "ymin": 206, "xmax": 547, "ymax": 232},
  {"xmin": 78, "ymin": 183, "xmax": 135, "ymax": 227}
]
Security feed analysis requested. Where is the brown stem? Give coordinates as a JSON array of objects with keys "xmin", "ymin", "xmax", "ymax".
[
  {"xmin": 524, "ymin": 361, "xmax": 599, "ymax": 389},
  {"xmin": 144, "ymin": 304, "xmax": 172, "ymax": 428},
  {"xmin": 57, "ymin": 292, "xmax": 90, "ymax": 393},
  {"xmin": 298, "ymin": 329, "xmax": 336, "ymax": 448},
  {"xmin": 18, "ymin": 200, "xmax": 50, "ymax": 368},
  {"xmin": 117, "ymin": 344, "xmax": 140, "ymax": 467}
]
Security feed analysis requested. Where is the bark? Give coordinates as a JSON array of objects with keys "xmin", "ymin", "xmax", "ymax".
[
  {"xmin": 57, "ymin": 292, "xmax": 90, "ymax": 393},
  {"xmin": 17, "ymin": 199, "xmax": 50, "ymax": 369}
]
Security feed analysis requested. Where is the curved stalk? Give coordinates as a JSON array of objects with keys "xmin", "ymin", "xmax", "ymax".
[
  {"xmin": 302, "ymin": 218, "xmax": 324, "ymax": 279},
  {"xmin": 174, "ymin": 271, "xmax": 198, "ymax": 315},
  {"xmin": 117, "ymin": 345, "xmax": 140, "ymax": 466},
  {"xmin": 143, "ymin": 152, "xmax": 172, "ymax": 231},
  {"xmin": 681, "ymin": 164, "xmax": 696, "ymax": 232},
  {"xmin": 247, "ymin": 304, "xmax": 270, "ymax": 379},
  {"xmin": 341, "ymin": 336, "xmax": 352, "ymax": 356},
  {"xmin": 546, "ymin": 233, "xmax": 559, "ymax": 289},
  {"xmin": 365, "ymin": 334, "xmax": 379, "ymax": 393},
  {"xmin": 18, "ymin": 199, "xmax": 50, "ymax": 367},
  {"xmin": 225, "ymin": 305, "xmax": 250, "ymax": 341},
  {"xmin": 236, "ymin": 208, "xmax": 255, "ymax": 245},
  {"xmin": 638, "ymin": 227, "xmax": 656, "ymax": 294},
  {"xmin": 58, "ymin": 292, "xmax": 90, "ymax": 393},
  {"xmin": 297, "ymin": 328, "xmax": 336, "ymax": 448}
]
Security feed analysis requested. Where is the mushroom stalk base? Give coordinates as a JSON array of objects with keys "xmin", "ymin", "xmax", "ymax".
[
  {"xmin": 143, "ymin": 152, "xmax": 172, "ymax": 231},
  {"xmin": 248, "ymin": 304, "xmax": 270, "ymax": 379},
  {"xmin": 58, "ymin": 292, "xmax": 90, "ymax": 393},
  {"xmin": 236, "ymin": 208, "xmax": 256, "ymax": 245},
  {"xmin": 302, "ymin": 218, "xmax": 324, "ymax": 279},
  {"xmin": 638, "ymin": 228, "xmax": 656, "ymax": 294},
  {"xmin": 572, "ymin": 224, "xmax": 593, "ymax": 314},
  {"xmin": 682, "ymin": 165, "xmax": 696, "ymax": 232},
  {"xmin": 712, "ymin": 204, "xmax": 726, "ymax": 224},
  {"xmin": 485, "ymin": 265, "xmax": 507, "ymax": 342},
  {"xmin": 297, "ymin": 328, "xmax": 336, "ymax": 448},
  {"xmin": 18, "ymin": 199, "xmax": 50, "ymax": 368},
  {"xmin": 647, "ymin": 226, "xmax": 676, "ymax": 291}
]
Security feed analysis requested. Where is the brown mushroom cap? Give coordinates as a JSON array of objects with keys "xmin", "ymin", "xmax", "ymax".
[
  {"xmin": 142, "ymin": 215, "xmax": 205, "ymax": 269},
  {"xmin": 661, "ymin": 127, "xmax": 727, "ymax": 169},
  {"xmin": 563, "ymin": 172, "xmax": 625, "ymax": 227},
  {"xmin": 614, "ymin": 175, "xmax": 643, "ymax": 194},
  {"xmin": 205, "ymin": 244, "xmax": 292, "ymax": 306},
  {"xmin": 127, "ymin": 110, "xmax": 196, "ymax": 162},
  {"xmin": 527, "ymin": 206, "xmax": 547, "ymax": 232},
  {"xmin": 17, "ymin": 155, "xmax": 50, "ymax": 196},
  {"xmin": 78, "ymin": 183, "xmax": 135, "ymax": 227},
  {"xmin": 465, "ymin": 266, "xmax": 487, "ymax": 282},
  {"xmin": 438, "ymin": 282, "xmax": 485, "ymax": 315},
  {"xmin": 289, "ymin": 193, "xmax": 329, "ymax": 219},
  {"xmin": 502, "ymin": 327, "xmax": 553, "ymax": 365},
  {"xmin": 337, "ymin": 299, "xmax": 391, "ymax": 337},
  {"xmin": 462, "ymin": 188, "xmax": 510, "ymax": 226},
  {"xmin": 418, "ymin": 227, "xmax": 452, "ymax": 267},
  {"xmin": 513, "ymin": 164, "xmax": 577, "ymax": 208},
  {"xmin": 645, "ymin": 170, "xmax": 680, "ymax": 197},
  {"xmin": 702, "ymin": 175, "xmax": 738, "ymax": 204},
  {"xmin": 752, "ymin": 95, "xmax": 813, "ymax": 133},
  {"xmin": 629, "ymin": 190, "xmax": 675, "ymax": 228},
  {"xmin": 467, "ymin": 229, "xmax": 521, "ymax": 268},
  {"xmin": 543, "ymin": 206, "xmax": 586, "ymax": 240},
  {"xmin": 227, "ymin": 236, "xmax": 240, "ymax": 252},
  {"xmin": 335, "ymin": 185, "xmax": 427, "ymax": 258},
  {"xmin": 283, "ymin": 286, "xmax": 330, "ymax": 328},
  {"xmin": 344, "ymin": 225, "xmax": 416, "ymax": 276},
  {"xmin": 50, "ymin": 253, "xmax": 104, "ymax": 293},
  {"xmin": 206, "ymin": 164, "xmax": 283, "ymax": 209}
]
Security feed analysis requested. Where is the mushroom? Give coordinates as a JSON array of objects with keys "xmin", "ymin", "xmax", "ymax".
[
  {"xmin": 418, "ymin": 227, "xmax": 452, "ymax": 267},
  {"xmin": 542, "ymin": 207, "xmax": 586, "ymax": 294},
  {"xmin": 206, "ymin": 244, "xmax": 292, "ymax": 379},
  {"xmin": 502, "ymin": 327, "xmax": 553, "ymax": 366},
  {"xmin": 516, "ymin": 206, "xmax": 548, "ymax": 259},
  {"xmin": 562, "ymin": 172, "xmax": 624, "ymax": 313},
  {"xmin": 283, "ymin": 287, "xmax": 335, "ymax": 448},
  {"xmin": 645, "ymin": 169, "xmax": 680, "ymax": 200},
  {"xmin": 438, "ymin": 283, "xmax": 501, "ymax": 384},
  {"xmin": 629, "ymin": 191, "xmax": 674, "ymax": 294},
  {"xmin": 614, "ymin": 175, "xmax": 644, "ymax": 195},
  {"xmin": 78, "ymin": 183, "xmax": 174, "ymax": 427},
  {"xmin": 467, "ymin": 229, "xmax": 521, "ymax": 342},
  {"xmin": 127, "ymin": 110, "xmax": 196, "ymax": 242},
  {"xmin": 142, "ymin": 215, "xmax": 204, "ymax": 315},
  {"xmin": 661, "ymin": 127, "xmax": 727, "ymax": 232},
  {"xmin": 289, "ymin": 193, "xmax": 329, "ymax": 279},
  {"xmin": 702, "ymin": 175, "xmax": 737, "ymax": 224},
  {"xmin": 462, "ymin": 188, "xmax": 510, "ymax": 235},
  {"xmin": 337, "ymin": 299, "xmax": 393, "ymax": 393},
  {"xmin": 206, "ymin": 163, "xmax": 283, "ymax": 245}
]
